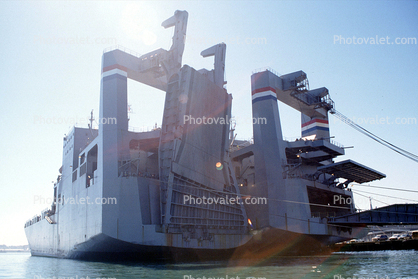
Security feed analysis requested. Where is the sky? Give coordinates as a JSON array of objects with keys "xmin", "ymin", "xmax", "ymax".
[{"xmin": 0, "ymin": 0, "xmax": 417, "ymax": 245}]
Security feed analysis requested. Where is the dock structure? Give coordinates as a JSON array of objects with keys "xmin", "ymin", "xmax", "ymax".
[{"xmin": 329, "ymin": 204, "xmax": 418, "ymax": 227}]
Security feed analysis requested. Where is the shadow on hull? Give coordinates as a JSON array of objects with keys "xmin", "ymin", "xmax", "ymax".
[{"xmin": 30, "ymin": 229, "xmax": 349, "ymax": 264}]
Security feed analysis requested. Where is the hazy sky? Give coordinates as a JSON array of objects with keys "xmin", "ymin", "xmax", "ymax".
[{"xmin": 1, "ymin": 0, "xmax": 417, "ymax": 245}]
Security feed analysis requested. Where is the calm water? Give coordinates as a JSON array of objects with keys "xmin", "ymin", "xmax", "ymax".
[{"xmin": 1, "ymin": 251, "xmax": 417, "ymax": 279}]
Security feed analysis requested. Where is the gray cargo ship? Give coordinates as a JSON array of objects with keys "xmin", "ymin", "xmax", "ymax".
[{"xmin": 24, "ymin": 10, "xmax": 385, "ymax": 261}]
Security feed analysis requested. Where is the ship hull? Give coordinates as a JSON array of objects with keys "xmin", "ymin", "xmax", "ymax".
[
  {"xmin": 58, "ymin": 233, "xmax": 237, "ymax": 262},
  {"xmin": 25, "ymin": 224, "xmax": 358, "ymax": 262}
]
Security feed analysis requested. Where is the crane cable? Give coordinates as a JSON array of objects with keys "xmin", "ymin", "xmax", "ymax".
[{"xmin": 330, "ymin": 109, "xmax": 418, "ymax": 163}]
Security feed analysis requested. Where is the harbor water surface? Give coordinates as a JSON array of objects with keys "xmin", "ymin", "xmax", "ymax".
[{"xmin": 1, "ymin": 251, "xmax": 417, "ymax": 279}]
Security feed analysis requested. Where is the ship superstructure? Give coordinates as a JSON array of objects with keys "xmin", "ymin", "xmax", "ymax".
[
  {"xmin": 24, "ymin": 10, "xmax": 385, "ymax": 260},
  {"xmin": 229, "ymin": 69, "xmax": 385, "ymax": 257}
]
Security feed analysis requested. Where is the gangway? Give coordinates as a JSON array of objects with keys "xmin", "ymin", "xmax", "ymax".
[{"xmin": 328, "ymin": 203, "xmax": 418, "ymax": 227}]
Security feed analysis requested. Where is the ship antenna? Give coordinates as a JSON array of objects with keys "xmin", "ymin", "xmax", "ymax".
[{"xmin": 88, "ymin": 109, "xmax": 94, "ymax": 135}]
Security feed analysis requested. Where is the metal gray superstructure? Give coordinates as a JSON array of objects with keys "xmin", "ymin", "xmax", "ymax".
[{"xmin": 25, "ymin": 11, "xmax": 386, "ymax": 260}]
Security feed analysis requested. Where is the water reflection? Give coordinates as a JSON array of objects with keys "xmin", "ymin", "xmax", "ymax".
[{"xmin": 0, "ymin": 251, "xmax": 414, "ymax": 279}]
